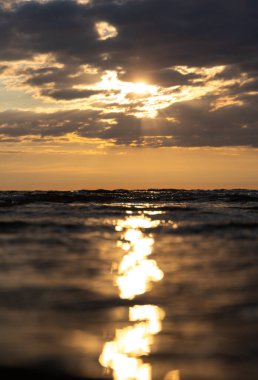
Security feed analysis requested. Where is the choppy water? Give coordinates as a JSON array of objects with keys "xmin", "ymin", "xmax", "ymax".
[{"xmin": 0, "ymin": 190, "xmax": 258, "ymax": 380}]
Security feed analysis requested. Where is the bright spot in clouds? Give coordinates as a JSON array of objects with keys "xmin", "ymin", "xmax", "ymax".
[
  {"xmin": 91, "ymin": 70, "xmax": 160, "ymax": 117},
  {"xmin": 95, "ymin": 21, "xmax": 118, "ymax": 40},
  {"xmin": 128, "ymin": 82, "xmax": 157, "ymax": 95},
  {"xmin": 98, "ymin": 71, "xmax": 157, "ymax": 95}
]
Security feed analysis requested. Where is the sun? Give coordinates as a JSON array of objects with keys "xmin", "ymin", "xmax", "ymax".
[
  {"xmin": 128, "ymin": 82, "xmax": 155, "ymax": 94},
  {"xmin": 98, "ymin": 71, "xmax": 157, "ymax": 95},
  {"xmin": 121, "ymin": 81, "xmax": 158, "ymax": 96},
  {"xmin": 88, "ymin": 70, "xmax": 161, "ymax": 117}
]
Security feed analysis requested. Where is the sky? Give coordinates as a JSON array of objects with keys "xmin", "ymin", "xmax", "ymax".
[{"xmin": 0, "ymin": 0, "xmax": 258, "ymax": 189}]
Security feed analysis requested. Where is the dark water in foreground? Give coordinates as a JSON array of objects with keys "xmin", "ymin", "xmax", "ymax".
[{"xmin": 0, "ymin": 190, "xmax": 258, "ymax": 380}]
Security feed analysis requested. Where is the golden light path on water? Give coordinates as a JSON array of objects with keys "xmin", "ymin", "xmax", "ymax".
[{"xmin": 99, "ymin": 213, "xmax": 180, "ymax": 380}]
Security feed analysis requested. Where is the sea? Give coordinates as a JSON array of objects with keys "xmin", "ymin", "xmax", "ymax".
[{"xmin": 0, "ymin": 189, "xmax": 258, "ymax": 380}]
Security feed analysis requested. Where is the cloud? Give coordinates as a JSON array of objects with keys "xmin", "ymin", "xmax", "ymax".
[
  {"xmin": 0, "ymin": 109, "xmax": 101, "ymax": 137},
  {"xmin": 1, "ymin": 95, "xmax": 257, "ymax": 147},
  {"xmin": 0, "ymin": 0, "xmax": 258, "ymax": 147},
  {"xmin": 41, "ymin": 88, "xmax": 100, "ymax": 100},
  {"xmin": 1, "ymin": 0, "xmax": 257, "ymax": 71}
]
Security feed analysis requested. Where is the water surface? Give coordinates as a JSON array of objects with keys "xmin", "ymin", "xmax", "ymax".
[{"xmin": 0, "ymin": 190, "xmax": 258, "ymax": 380}]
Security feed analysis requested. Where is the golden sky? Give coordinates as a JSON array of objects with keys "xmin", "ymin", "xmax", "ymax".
[{"xmin": 0, "ymin": 0, "xmax": 258, "ymax": 189}]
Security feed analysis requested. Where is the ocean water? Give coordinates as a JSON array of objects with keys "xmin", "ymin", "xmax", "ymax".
[{"xmin": 0, "ymin": 190, "xmax": 258, "ymax": 380}]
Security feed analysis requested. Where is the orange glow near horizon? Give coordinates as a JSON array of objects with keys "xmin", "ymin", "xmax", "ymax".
[{"xmin": 1, "ymin": 146, "xmax": 258, "ymax": 190}]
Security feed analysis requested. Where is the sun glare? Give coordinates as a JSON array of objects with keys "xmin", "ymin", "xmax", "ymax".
[
  {"xmin": 98, "ymin": 71, "xmax": 158, "ymax": 96},
  {"xmin": 124, "ymin": 82, "xmax": 157, "ymax": 95}
]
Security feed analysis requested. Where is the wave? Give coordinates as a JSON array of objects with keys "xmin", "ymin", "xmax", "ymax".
[{"xmin": 0, "ymin": 189, "xmax": 258, "ymax": 207}]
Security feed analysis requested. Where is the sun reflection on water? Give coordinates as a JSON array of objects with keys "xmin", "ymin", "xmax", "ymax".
[
  {"xmin": 99, "ymin": 214, "xmax": 175, "ymax": 380},
  {"xmin": 115, "ymin": 216, "xmax": 163, "ymax": 300},
  {"xmin": 99, "ymin": 304, "xmax": 165, "ymax": 380}
]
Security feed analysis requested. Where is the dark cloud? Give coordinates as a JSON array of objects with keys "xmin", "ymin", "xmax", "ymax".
[
  {"xmin": 16, "ymin": 63, "xmax": 102, "ymax": 100},
  {"xmin": 1, "ymin": 97, "xmax": 257, "ymax": 147},
  {"xmin": 159, "ymin": 98, "xmax": 258, "ymax": 147},
  {"xmin": 41, "ymin": 88, "xmax": 100, "ymax": 100},
  {"xmin": 23, "ymin": 65, "xmax": 100, "ymax": 87},
  {"xmin": 0, "ymin": 109, "xmax": 101, "ymax": 137},
  {"xmin": 0, "ymin": 65, "xmax": 8, "ymax": 74},
  {"xmin": 118, "ymin": 68, "xmax": 200, "ymax": 88},
  {"xmin": 0, "ymin": 0, "xmax": 258, "ymax": 70}
]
